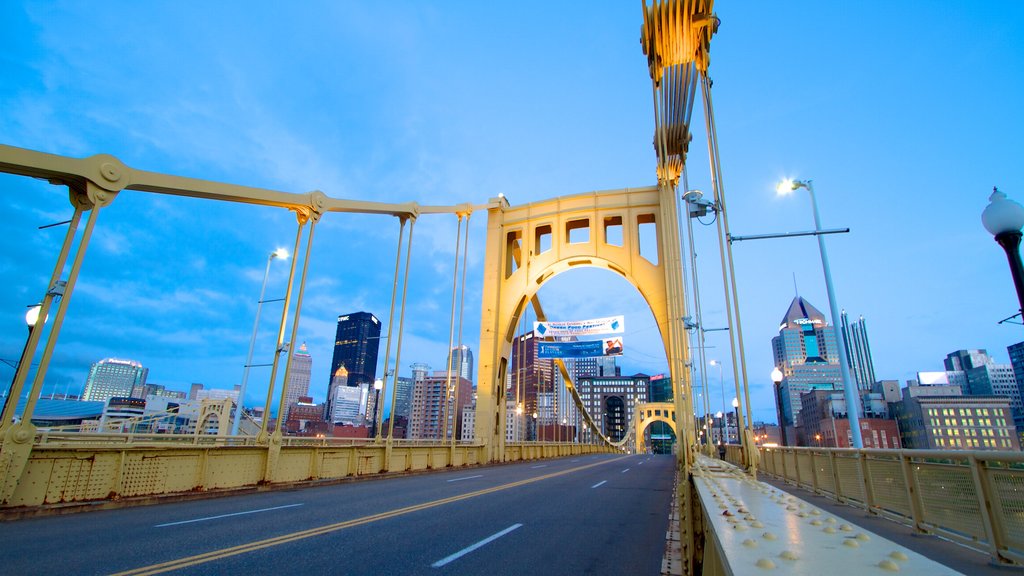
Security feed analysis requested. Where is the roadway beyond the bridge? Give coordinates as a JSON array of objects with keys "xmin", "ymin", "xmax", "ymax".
[{"xmin": 0, "ymin": 454, "xmax": 675, "ymax": 575}]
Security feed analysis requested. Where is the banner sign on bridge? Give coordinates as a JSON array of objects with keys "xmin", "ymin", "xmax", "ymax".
[
  {"xmin": 537, "ymin": 337, "xmax": 624, "ymax": 359},
  {"xmin": 534, "ymin": 315, "xmax": 624, "ymax": 338}
]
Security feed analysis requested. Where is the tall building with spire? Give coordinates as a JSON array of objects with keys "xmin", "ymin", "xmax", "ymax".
[
  {"xmin": 840, "ymin": 311, "xmax": 876, "ymax": 390},
  {"xmin": 771, "ymin": 297, "xmax": 842, "ymax": 441},
  {"xmin": 329, "ymin": 312, "xmax": 381, "ymax": 390},
  {"xmin": 283, "ymin": 342, "xmax": 312, "ymax": 422}
]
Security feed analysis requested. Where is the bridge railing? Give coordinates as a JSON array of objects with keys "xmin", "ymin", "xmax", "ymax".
[
  {"xmin": 1, "ymin": 436, "xmax": 610, "ymax": 510},
  {"xmin": 758, "ymin": 445, "xmax": 1024, "ymax": 566}
]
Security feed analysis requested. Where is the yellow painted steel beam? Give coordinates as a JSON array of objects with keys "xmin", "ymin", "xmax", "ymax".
[{"xmin": 0, "ymin": 144, "xmax": 491, "ymax": 218}]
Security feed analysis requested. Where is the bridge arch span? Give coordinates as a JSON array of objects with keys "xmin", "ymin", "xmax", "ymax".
[{"xmin": 475, "ymin": 186, "xmax": 692, "ymax": 462}]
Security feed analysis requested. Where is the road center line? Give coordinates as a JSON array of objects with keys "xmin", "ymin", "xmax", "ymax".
[
  {"xmin": 591, "ymin": 480, "xmax": 607, "ymax": 488},
  {"xmin": 431, "ymin": 523, "xmax": 523, "ymax": 568},
  {"xmin": 114, "ymin": 455, "xmax": 629, "ymax": 576},
  {"xmin": 530, "ymin": 464, "xmax": 547, "ymax": 469},
  {"xmin": 154, "ymin": 504, "xmax": 304, "ymax": 528},
  {"xmin": 446, "ymin": 475, "xmax": 484, "ymax": 483}
]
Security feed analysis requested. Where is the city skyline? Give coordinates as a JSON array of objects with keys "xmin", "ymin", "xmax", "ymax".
[{"xmin": 2, "ymin": 3, "xmax": 1023, "ymax": 425}]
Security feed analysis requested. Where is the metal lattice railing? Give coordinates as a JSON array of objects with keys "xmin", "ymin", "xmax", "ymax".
[{"xmin": 759, "ymin": 446, "xmax": 1024, "ymax": 567}]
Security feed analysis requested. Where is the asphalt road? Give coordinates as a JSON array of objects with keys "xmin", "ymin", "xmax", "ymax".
[{"xmin": 0, "ymin": 453, "xmax": 676, "ymax": 575}]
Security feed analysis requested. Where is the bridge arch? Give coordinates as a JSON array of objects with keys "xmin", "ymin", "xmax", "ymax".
[
  {"xmin": 633, "ymin": 402, "xmax": 677, "ymax": 454},
  {"xmin": 475, "ymin": 186, "xmax": 692, "ymax": 462}
]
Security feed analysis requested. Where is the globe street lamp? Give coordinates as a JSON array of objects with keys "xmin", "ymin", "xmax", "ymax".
[
  {"xmin": 371, "ymin": 378, "xmax": 384, "ymax": 439},
  {"xmin": 0, "ymin": 305, "xmax": 43, "ymax": 427},
  {"xmin": 731, "ymin": 397, "xmax": 740, "ymax": 444},
  {"xmin": 777, "ymin": 178, "xmax": 863, "ymax": 448},
  {"xmin": 770, "ymin": 367, "xmax": 787, "ymax": 446},
  {"xmin": 232, "ymin": 248, "xmax": 288, "ymax": 436},
  {"xmin": 982, "ymin": 187, "xmax": 1024, "ymax": 315}
]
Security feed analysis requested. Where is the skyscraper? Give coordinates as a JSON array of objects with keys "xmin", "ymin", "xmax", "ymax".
[
  {"xmin": 329, "ymin": 312, "xmax": 381, "ymax": 389},
  {"xmin": 509, "ymin": 331, "xmax": 553, "ymax": 415},
  {"xmin": 448, "ymin": 345, "xmax": 474, "ymax": 383},
  {"xmin": 771, "ymin": 297, "xmax": 843, "ymax": 441},
  {"xmin": 82, "ymin": 359, "xmax": 149, "ymax": 404},
  {"xmin": 284, "ymin": 342, "xmax": 312, "ymax": 422},
  {"xmin": 840, "ymin": 310, "xmax": 876, "ymax": 390}
]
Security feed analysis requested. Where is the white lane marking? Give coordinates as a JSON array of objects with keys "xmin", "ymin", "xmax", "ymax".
[
  {"xmin": 530, "ymin": 464, "xmax": 547, "ymax": 469},
  {"xmin": 638, "ymin": 461, "xmax": 644, "ymax": 465},
  {"xmin": 432, "ymin": 523, "xmax": 523, "ymax": 568},
  {"xmin": 446, "ymin": 474, "xmax": 484, "ymax": 483},
  {"xmin": 591, "ymin": 480, "xmax": 607, "ymax": 488},
  {"xmin": 621, "ymin": 468, "xmax": 630, "ymax": 473},
  {"xmin": 571, "ymin": 459, "xmax": 579, "ymax": 462},
  {"xmin": 155, "ymin": 503, "xmax": 304, "ymax": 527}
]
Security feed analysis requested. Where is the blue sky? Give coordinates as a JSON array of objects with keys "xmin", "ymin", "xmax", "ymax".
[{"xmin": 1, "ymin": 2, "xmax": 1022, "ymax": 423}]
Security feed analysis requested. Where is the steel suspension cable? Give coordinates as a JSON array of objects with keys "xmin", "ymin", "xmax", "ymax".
[
  {"xmin": 441, "ymin": 215, "xmax": 463, "ymax": 442},
  {"xmin": 378, "ymin": 217, "xmax": 406, "ymax": 441},
  {"xmin": 452, "ymin": 212, "xmax": 471, "ymax": 448},
  {"xmin": 387, "ymin": 217, "xmax": 416, "ymax": 442}
]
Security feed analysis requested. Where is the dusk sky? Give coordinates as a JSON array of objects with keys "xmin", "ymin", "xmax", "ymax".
[{"xmin": 2, "ymin": 2, "xmax": 1022, "ymax": 423}]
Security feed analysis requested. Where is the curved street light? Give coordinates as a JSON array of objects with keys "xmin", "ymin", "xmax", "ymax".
[
  {"xmin": 776, "ymin": 178, "xmax": 863, "ymax": 448},
  {"xmin": 982, "ymin": 187, "xmax": 1024, "ymax": 315},
  {"xmin": 232, "ymin": 248, "xmax": 289, "ymax": 436}
]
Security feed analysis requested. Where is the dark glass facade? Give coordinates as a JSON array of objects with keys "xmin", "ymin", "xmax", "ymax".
[{"xmin": 329, "ymin": 312, "xmax": 382, "ymax": 389}]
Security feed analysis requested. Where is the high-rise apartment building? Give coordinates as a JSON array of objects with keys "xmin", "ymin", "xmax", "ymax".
[
  {"xmin": 329, "ymin": 312, "xmax": 381, "ymax": 390},
  {"xmin": 81, "ymin": 359, "xmax": 149, "ymax": 404},
  {"xmin": 840, "ymin": 310, "xmax": 876, "ymax": 390},
  {"xmin": 283, "ymin": 342, "xmax": 312, "ymax": 422},
  {"xmin": 771, "ymin": 297, "xmax": 843, "ymax": 440},
  {"xmin": 409, "ymin": 371, "xmax": 472, "ymax": 440},
  {"xmin": 449, "ymin": 345, "xmax": 474, "ymax": 383}
]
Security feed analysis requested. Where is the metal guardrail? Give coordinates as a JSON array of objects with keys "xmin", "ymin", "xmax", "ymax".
[{"xmin": 758, "ymin": 445, "xmax": 1024, "ymax": 566}]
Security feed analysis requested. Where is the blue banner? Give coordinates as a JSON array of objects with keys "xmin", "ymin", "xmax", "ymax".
[{"xmin": 537, "ymin": 338, "xmax": 623, "ymax": 359}]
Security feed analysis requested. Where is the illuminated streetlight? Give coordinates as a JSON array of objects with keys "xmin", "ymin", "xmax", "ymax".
[
  {"xmin": 232, "ymin": 248, "xmax": 289, "ymax": 436},
  {"xmin": 982, "ymin": 187, "xmax": 1024, "ymax": 315},
  {"xmin": 770, "ymin": 367, "xmax": 787, "ymax": 446},
  {"xmin": 370, "ymin": 378, "xmax": 384, "ymax": 439},
  {"xmin": 776, "ymin": 178, "xmax": 863, "ymax": 448},
  {"xmin": 24, "ymin": 305, "xmax": 42, "ymax": 329}
]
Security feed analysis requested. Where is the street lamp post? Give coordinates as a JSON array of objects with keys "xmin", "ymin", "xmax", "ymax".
[
  {"xmin": 777, "ymin": 178, "xmax": 863, "ymax": 448},
  {"xmin": 715, "ymin": 410, "xmax": 725, "ymax": 455},
  {"xmin": 232, "ymin": 248, "xmax": 288, "ymax": 436},
  {"xmin": 371, "ymin": 378, "xmax": 383, "ymax": 439},
  {"xmin": 770, "ymin": 367, "xmax": 787, "ymax": 446},
  {"xmin": 709, "ymin": 359, "xmax": 725, "ymax": 417},
  {"xmin": 982, "ymin": 187, "xmax": 1024, "ymax": 315},
  {"xmin": 0, "ymin": 306, "xmax": 42, "ymax": 428},
  {"xmin": 731, "ymin": 397, "xmax": 740, "ymax": 444}
]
